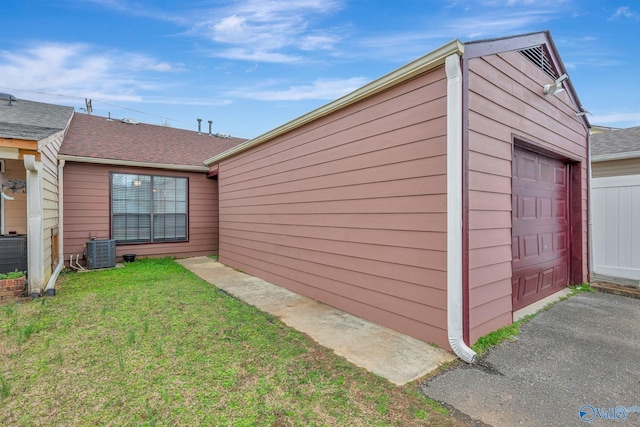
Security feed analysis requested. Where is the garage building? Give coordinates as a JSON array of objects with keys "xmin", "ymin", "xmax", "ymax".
[{"xmin": 205, "ymin": 31, "xmax": 590, "ymax": 359}]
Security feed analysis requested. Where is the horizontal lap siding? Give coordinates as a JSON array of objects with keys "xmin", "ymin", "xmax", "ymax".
[
  {"xmin": 467, "ymin": 51, "xmax": 589, "ymax": 343},
  {"xmin": 218, "ymin": 68, "xmax": 450, "ymax": 348},
  {"xmin": 41, "ymin": 133, "xmax": 64, "ymax": 281},
  {"xmin": 63, "ymin": 162, "xmax": 218, "ymax": 263},
  {"xmin": 592, "ymin": 158, "xmax": 640, "ymax": 178},
  {"xmin": 3, "ymin": 160, "xmax": 27, "ymax": 234}
]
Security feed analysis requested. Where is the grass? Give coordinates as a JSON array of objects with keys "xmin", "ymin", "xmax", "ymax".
[{"xmin": 0, "ymin": 258, "xmax": 456, "ymax": 426}]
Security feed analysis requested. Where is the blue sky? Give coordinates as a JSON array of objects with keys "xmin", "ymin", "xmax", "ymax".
[{"xmin": 1, "ymin": 0, "xmax": 638, "ymax": 138}]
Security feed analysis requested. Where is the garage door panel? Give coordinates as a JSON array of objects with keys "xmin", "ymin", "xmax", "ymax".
[
  {"xmin": 512, "ymin": 147, "xmax": 569, "ymax": 310},
  {"xmin": 522, "ymin": 234, "xmax": 539, "ymax": 259},
  {"xmin": 540, "ymin": 267, "xmax": 554, "ymax": 291},
  {"xmin": 555, "ymin": 198, "xmax": 567, "ymax": 219},
  {"xmin": 539, "ymin": 161, "xmax": 554, "ymax": 183},
  {"xmin": 521, "ymin": 196, "xmax": 537, "ymax": 219},
  {"xmin": 541, "ymin": 232, "xmax": 554, "ymax": 254},
  {"xmin": 554, "ymin": 262, "xmax": 567, "ymax": 285},
  {"xmin": 521, "ymin": 156, "xmax": 537, "ymax": 181},
  {"xmin": 513, "ymin": 248, "xmax": 568, "ymax": 270},
  {"xmin": 554, "ymin": 166, "xmax": 566, "ymax": 186},
  {"xmin": 521, "ymin": 273, "xmax": 539, "ymax": 299},
  {"xmin": 555, "ymin": 231, "xmax": 567, "ymax": 251},
  {"xmin": 539, "ymin": 197, "xmax": 553, "ymax": 218}
]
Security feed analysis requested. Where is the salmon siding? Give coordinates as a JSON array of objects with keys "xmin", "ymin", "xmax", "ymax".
[
  {"xmin": 63, "ymin": 162, "xmax": 219, "ymax": 261},
  {"xmin": 465, "ymin": 48, "xmax": 588, "ymax": 342},
  {"xmin": 217, "ymin": 68, "xmax": 452, "ymax": 348}
]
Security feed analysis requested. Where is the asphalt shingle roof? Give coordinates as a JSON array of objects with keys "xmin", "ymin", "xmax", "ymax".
[
  {"xmin": 0, "ymin": 98, "xmax": 74, "ymax": 140},
  {"xmin": 60, "ymin": 113, "xmax": 247, "ymax": 167},
  {"xmin": 591, "ymin": 126, "xmax": 640, "ymax": 157}
]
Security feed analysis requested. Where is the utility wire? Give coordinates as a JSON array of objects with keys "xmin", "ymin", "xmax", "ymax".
[{"xmin": 0, "ymin": 86, "xmax": 197, "ymax": 128}]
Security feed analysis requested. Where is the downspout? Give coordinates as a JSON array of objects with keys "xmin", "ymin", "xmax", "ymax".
[
  {"xmin": 24, "ymin": 154, "xmax": 44, "ymax": 298},
  {"xmin": 45, "ymin": 159, "xmax": 66, "ymax": 295},
  {"xmin": 445, "ymin": 53, "xmax": 477, "ymax": 363},
  {"xmin": 587, "ymin": 133, "xmax": 593, "ymax": 282}
]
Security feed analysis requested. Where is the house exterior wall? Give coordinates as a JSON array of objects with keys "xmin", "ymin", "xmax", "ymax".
[
  {"xmin": 466, "ymin": 50, "xmax": 589, "ymax": 343},
  {"xmin": 63, "ymin": 162, "xmax": 219, "ymax": 263},
  {"xmin": 217, "ymin": 68, "xmax": 452, "ymax": 348},
  {"xmin": 40, "ymin": 131, "xmax": 65, "ymax": 280},
  {"xmin": 3, "ymin": 159, "xmax": 27, "ymax": 234},
  {"xmin": 592, "ymin": 158, "xmax": 640, "ymax": 178}
]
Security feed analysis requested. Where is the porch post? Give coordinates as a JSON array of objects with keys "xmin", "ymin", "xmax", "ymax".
[{"xmin": 24, "ymin": 154, "xmax": 44, "ymax": 297}]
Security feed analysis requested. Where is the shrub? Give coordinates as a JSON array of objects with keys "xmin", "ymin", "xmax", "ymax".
[{"xmin": 0, "ymin": 271, "xmax": 25, "ymax": 280}]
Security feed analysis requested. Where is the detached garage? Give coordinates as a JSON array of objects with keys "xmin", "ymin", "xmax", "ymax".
[{"xmin": 205, "ymin": 31, "xmax": 590, "ymax": 360}]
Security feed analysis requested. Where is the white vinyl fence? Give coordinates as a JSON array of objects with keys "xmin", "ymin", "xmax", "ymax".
[{"xmin": 592, "ymin": 174, "xmax": 640, "ymax": 280}]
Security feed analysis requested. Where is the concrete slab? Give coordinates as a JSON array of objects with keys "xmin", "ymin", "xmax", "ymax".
[
  {"xmin": 177, "ymin": 256, "xmax": 456, "ymax": 385},
  {"xmin": 513, "ymin": 288, "xmax": 572, "ymax": 322}
]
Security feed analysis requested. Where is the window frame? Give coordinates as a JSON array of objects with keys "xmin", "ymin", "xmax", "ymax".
[{"xmin": 110, "ymin": 172, "xmax": 189, "ymax": 244}]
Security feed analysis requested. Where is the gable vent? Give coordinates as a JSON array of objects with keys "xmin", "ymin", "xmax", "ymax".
[{"xmin": 518, "ymin": 45, "xmax": 560, "ymax": 81}]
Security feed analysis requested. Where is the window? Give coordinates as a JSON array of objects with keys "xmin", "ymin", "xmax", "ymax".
[{"xmin": 111, "ymin": 173, "xmax": 188, "ymax": 243}]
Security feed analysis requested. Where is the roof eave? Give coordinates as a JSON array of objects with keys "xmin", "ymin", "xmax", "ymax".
[
  {"xmin": 204, "ymin": 39, "xmax": 465, "ymax": 166},
  {"xmin": 592, "ymin": 151, "xmax": 640, "ymax": 162},
  {"xmin": 463, "ymin": 31, "xmax": 590, "ymax": 131},
  {"xmin": 58, "ymin": 154, "xmax": 209, "ymax": 172}
]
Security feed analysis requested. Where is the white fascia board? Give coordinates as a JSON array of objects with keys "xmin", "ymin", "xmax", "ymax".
[
  {"xmin": 57, "ymin": 155, "xmax": 209, "ymax": 172},
  {"xmin": 204, "ymin": 39, "xmax": 465, "ymax": 166}
]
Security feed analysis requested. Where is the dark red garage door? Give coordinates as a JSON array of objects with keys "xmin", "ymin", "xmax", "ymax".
[{"xmin": 512, "ymin": 147, "xmax": 569, "ymax": 311}]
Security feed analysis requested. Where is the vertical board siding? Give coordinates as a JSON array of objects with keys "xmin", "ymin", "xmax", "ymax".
[
  {"xmin": 467, "ymin": 51, "xmax": 588, "ymax": 343},
  {"xmin": 218, "ymin": 68, "xmax": 451, "ymax": 348},
  {"xmin": 63, "ymin": 162, "xmax": 219, "ymax": 262},
  {"xmin": 592, "ymin": 174, "xmax": 640, "ymax": 279}
]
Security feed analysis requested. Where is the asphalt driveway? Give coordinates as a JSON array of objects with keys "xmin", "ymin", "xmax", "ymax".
[{"xmin": 421, "ymin": 292, "xmax": 640, "ymax": 427}]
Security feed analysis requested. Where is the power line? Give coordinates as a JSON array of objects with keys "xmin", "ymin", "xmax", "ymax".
[{"xmin": 0, "ymin": 86, "xmax": 197, "ymax": 128}]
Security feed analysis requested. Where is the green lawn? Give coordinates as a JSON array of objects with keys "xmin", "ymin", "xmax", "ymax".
[{"xmin": 0, "ymin": 258, "xmax": 456, "ymax": 426}]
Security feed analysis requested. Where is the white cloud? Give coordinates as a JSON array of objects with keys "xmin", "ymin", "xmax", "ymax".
[
  {"xmin": 213, "ymin": 48, "xmax": 301, "ymax": 63},
  {"xmin": 227, "ymin": 77, "xmax": 369, "ymax": 101},
  {"xmin": 590, "ymin": 112, "xmax": 640, "ymax": 126},
  {"xmin": 355, "ymin": 3, "xmax": 561, "ymax": 61},
  {"xmin": 139, "ymin": 96, "xmax": 233, "ymax": 107},
  {"xmin": 446, "ymin": 9, "xmax": 557, "ymax": 39},
  {"xmin": 299, "ymin": 34, "xmax": 344, "ymax": 51},
  {"xmin": 477, "ymin": 0, "xmax": 565, "ymax": 6},
  {"xmin": 191, "ymin": 0, "xmax": 344, "ymax": 62},
  {"xmin": 0, "ymin": 42, "xmax": 185, "ymax": 102},
  {"xmin": 609, "ymin": 7, "xmax": 639, "ymax": 21}
]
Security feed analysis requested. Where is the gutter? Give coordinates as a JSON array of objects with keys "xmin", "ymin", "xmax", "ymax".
[
  {"xmin": 445, "ymin": 53, "xmax": 477, "ymax": 364},
  {"xmin": 587, "ymin": 133, "xmax": 595, "ymax": 281},
  {"xmin": 57, "ymin": 154, "xmax": 209, "ymax": 172},
  {"xmin": 591, "ymin": 151, "xmax": 640, "ymax": 163},
  {"xmin": 204, "ymin": 39, "xmax": 465, "ymax": 166}
]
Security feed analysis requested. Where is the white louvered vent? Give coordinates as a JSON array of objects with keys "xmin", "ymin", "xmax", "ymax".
[{"xmin": 518, "ymin": 45, "xmax": 560, "ymax": 80}]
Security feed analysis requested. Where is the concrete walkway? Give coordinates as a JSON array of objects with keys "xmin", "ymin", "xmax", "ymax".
[{"xmin": 177, "ymin": 256, "xmax": 456, "ymax": 385}]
